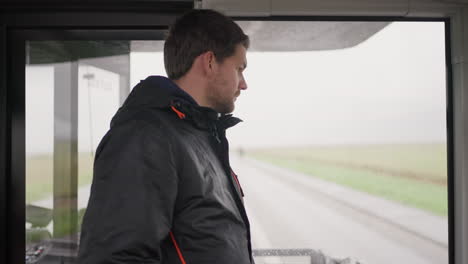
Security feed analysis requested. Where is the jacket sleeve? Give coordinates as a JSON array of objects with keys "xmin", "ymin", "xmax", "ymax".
[{"xmin": 78, "ymin": 120, "xmax": 178, "ymax": 264}]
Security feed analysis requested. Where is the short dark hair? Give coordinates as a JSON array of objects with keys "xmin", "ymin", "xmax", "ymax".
[{"xmin": 164, "ymin": 9, "xmax": 249, "ymax": 80}]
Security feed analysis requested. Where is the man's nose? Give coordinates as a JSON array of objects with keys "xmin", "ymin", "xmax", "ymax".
[{"xmin": 239, "ymin": 77, "xmax": 248, "ymax": 90}]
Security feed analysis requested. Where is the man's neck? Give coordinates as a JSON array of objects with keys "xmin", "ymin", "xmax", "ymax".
[{"xmin": 173, "ymin": 76, "xmax": 210, "ymax": 108}]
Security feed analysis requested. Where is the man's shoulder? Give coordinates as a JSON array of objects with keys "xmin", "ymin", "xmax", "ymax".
[
  {"xmin": 95, "ymin": 108, "xmax": 181, "ymax": 158},
  {"xmin": 114, "ymin": 107, "xmax": 177, "ymax": 130},
  {"xmin": 134, "ymin": 107, "xmax": 175, "ymax": 125}
]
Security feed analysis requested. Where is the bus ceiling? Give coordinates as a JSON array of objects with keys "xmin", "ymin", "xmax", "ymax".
[
  {"xmin": 26, "ymin": 21, "xmax": 390, "ymax": 68},
  {"xmin": 19, "ymin": 0, "xmax": 468, "ymax": 65}
]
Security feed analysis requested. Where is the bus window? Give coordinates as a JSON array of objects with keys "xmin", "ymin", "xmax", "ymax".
[
  {"xmin": 25, "ymin": 40, "xmax": 133, "ymax": 263},
  {"xmin": 233, "ymin": 21, "xmax": 448, "ymax": 264},
  {"xmin": 24, "ymin": 21, "xmax": 448, "ymax": 264}
]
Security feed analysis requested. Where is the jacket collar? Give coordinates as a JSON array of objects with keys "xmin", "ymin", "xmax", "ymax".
[
  {"xmin": 171, "ymin": 100, "xmax": 242, "ymax": 131},
  {"xmin": 111, "ymin": 75, "xmax": 242, "ymax": 130}
]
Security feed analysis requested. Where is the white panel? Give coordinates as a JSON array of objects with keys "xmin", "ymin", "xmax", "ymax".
[
  {"xmin": 202, "ymin": 0, "xmax": 465, "ymax": 17},
  {"xmin": 408, "ymin": 0, "xmax": 465, "ymax": 17},
  {"xmin": 441, "ymin": 0, "xmax": 468, "ymax": 3},
  {"xmin": 201, "ymin": 0, "xmax": 271, "ymax": 16},
  {"xmin": 271, "ymin": 0, "xmax": 409, "ymax": 16}
]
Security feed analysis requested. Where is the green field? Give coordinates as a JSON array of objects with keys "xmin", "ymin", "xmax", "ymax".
[
  {"xmin": 26, "ymin": 153, "xmax": 95, "ymax": 203},
  {"xmin": 248, "ymin": 143, "xmax": 448, "ymax": 216},
  {"xmin": 27, "ymin": 144, "xmax": 449, "ymax": 216}
]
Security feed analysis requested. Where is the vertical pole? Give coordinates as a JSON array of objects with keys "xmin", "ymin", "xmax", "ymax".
[
  {"xmin": 0, "ymin": 23, "xmax": 7, "ymax": 264},
  {"xmin": 119, "ymin": 53, "xmax": 130, "ymax": 106},
  {"xmin": 451, "ymin": 7, "xmax": 468, "ymax": 264},
  {"xmin": 10, "ymin": 32, "xmax": 26, "ymax": 264},
  {"xmin": 53, "ymin": 61, "xmax": 79, "ymax": 243}
]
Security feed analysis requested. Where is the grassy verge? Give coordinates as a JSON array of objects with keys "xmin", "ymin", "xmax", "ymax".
[{"xmin": 249, "ymin": 143, "xmax": 448, "ymax": 216}]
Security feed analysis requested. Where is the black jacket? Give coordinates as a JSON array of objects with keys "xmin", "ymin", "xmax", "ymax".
[{"xmin": 78, "ymin": 76, "xmax": 253, "ymax": 264}]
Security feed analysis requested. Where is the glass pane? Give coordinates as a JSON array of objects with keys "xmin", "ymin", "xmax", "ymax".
[
  {"xmin": 231, "ymin": 21, "xmax": 448, "ymax": 264},
  {"xmin": 25, "ymin": 40, "xmax": 133, "ymax": 263},
  {"xmin": 128, "ymin": 22, "xmax": 448, "ymax": 264}
]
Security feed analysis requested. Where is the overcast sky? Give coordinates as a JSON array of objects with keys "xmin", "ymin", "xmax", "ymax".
[
  {"xmin": 26, "ymin": 21, "xmax": 446, "ymax": 155},
  {"xmin": 131, "ymin": 21, "xmax": 446, "ymax": 149}
]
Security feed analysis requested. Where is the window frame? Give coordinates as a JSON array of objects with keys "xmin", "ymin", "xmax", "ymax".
[{"xmin": 0, "ymin": 11, "xmax": 454, "ymax": 264}]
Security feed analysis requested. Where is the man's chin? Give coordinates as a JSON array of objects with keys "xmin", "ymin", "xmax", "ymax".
[
  {"xmin": 210, "ymin": 99, "xmax": 236, "ymax": 114},
  {"xmin": 219, "ymin": 104, "xmax": 235, "ymax": 114}
]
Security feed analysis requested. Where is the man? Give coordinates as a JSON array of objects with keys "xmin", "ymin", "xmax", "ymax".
[{"xmin": 78, "ymin": 9, "xmax": 253, "ymax": 264}]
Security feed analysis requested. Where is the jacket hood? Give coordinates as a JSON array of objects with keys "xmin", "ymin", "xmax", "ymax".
[{"xmin": 111, "ymin": 76, "xmax": 242, "ymax": 130}]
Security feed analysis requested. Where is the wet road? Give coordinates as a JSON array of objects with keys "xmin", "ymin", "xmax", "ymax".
[{"xmin": 231, "ymin": 155, "xmax": 448, "ymax": 264}]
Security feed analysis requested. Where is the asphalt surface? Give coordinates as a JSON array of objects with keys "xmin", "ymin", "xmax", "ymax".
[{"xmin": 231, "ymin": 155, "xmax": 448, "ymax": 264}]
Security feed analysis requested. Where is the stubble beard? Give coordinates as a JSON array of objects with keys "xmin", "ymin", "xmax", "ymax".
[
  {"xmin": 207, "ymin": 80, "xmax": 235, "ymax": 114},
  {"xmin": 209, "ymin": 92, "xmax": 235, "ymax": 114}
]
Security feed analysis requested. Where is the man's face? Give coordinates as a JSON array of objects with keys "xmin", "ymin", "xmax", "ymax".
[{"xmin": 207, "ymin": 44, "xmax": 248, "ymax": 114}]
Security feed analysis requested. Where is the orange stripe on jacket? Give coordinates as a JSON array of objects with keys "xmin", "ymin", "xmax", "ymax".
[
  {"xmin": 171, "ymin": 106, "xmax": 186, "ymax": 119},
  {"xmin": 170, "ymin": 231, "xmax": 187, "ymax": 264}
]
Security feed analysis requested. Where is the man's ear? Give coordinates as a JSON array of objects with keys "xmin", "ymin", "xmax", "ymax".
[{"xmin": 201, "ymin": 51, "xmax": 217, "ymax": 77}]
